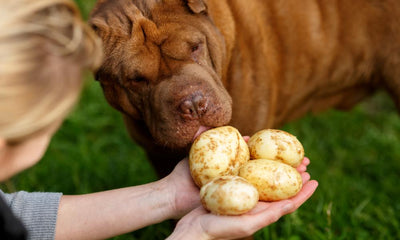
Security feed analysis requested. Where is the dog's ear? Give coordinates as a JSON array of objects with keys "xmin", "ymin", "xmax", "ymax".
[{"xmin": 186, "ymin": 0, "xmax": 207, "ymax": 14}]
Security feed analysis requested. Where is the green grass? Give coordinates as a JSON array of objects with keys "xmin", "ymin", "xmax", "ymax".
[
  {"xmin": 266, "ymin": 92, "xmax": 400, "ymax": 240},
  {"xmin": 3, "ymin": 0, "xmax": 400, "ymax": 239}
]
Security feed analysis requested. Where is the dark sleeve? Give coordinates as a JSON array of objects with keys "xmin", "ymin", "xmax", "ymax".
[
  {"xmin": 0, "ymin": 193, "xmax": 27, "ymax": 240},
  {"xmin": 0, "ymin": 190, "xmax": 62, "ymax": 240}
]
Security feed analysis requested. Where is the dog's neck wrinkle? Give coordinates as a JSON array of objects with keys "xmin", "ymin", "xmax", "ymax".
[
  {"xmin": 131, "ymin": 0, "xmax": 161, "ymax": 19},
  {"xmin": 206, "ymin": 0, "xmax": 236, "ymax": 87}
]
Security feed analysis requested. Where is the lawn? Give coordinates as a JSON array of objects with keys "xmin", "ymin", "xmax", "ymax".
[{"xmin": 3, "ymin": 1, "xmax": 400, "ymax": 239}]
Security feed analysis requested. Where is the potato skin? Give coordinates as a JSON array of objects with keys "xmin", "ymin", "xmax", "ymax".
[
  {"xmin": 189, "ymin": 126, "xmax": 250, "ymax": 187},
  {"xmin": 239, "ymin": 159, "xmax": 302, "ymax": 201},
  {"xmin": 200, "ymin": 176, "xmax": 259, "ymax": 215},
  {"xmin": 248, "ymin": 129, "xmax": 304, "ymax": 167}
]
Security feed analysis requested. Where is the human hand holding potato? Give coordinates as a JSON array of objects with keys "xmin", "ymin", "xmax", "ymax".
[
  {"xmin": 189, "ymin": 126, "xmax": 315, "ymax": 216},
  {"xmin": 168, "ymin": 161, "xmax": 318, "ymax": 240}
]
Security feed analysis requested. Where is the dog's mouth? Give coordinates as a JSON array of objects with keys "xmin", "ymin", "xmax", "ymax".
[
  {"xmin": 146, "ymin": 64, "xmax": 233, "ymax": 150},
  {"xmin": 192, "ymin": 125, "xmax": 212, "ymax": 142}
]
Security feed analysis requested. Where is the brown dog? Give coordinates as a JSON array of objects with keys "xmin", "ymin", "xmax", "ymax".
[{"xmin": 89, "ymin": 0, "xmax": 400, "ymax": 177}]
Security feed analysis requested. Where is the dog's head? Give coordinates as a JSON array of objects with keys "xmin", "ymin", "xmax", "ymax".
[{"xmin": 89, "ymin": 0, "xmax": 232, "ymax": 149}]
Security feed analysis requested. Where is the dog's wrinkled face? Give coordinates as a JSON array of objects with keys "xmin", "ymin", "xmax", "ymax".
[{"xmin": 90, "ymin": 0, "xmax": 232, "ymax": 149}]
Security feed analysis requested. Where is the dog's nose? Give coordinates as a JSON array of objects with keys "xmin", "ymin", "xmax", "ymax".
[{"xmin": 179, "ymin": 94, "xmax": 208, "ymax": 120}]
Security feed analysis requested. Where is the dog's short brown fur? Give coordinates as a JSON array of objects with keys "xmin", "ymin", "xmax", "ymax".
[{"xmin": 90, "ymin": 0, "xmax": 400, "ymax": 177}]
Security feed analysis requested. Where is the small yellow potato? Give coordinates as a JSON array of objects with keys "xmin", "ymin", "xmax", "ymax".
[
  {"xmin": 200, "ymin": 176, "xmax": 259, "ymax": 215},
  {"xmin": 239, "ymin": 159, "xmax": 302, "ymax": 201},
  {"xmin": 248, "ymin": 129, "xmax": 304, "ymax": 167},
  {"xmin": 189, "ymin": 126, "xmax": 250, "ymax": 187}
]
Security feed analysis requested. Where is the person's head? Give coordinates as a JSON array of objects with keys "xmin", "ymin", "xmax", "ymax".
[{"xmin": 0, "ymin": 0, "xmax": 103, "ymax": 181}]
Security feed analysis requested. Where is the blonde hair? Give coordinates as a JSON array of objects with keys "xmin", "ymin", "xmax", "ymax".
[{"xmin": 0, "ymin": 0, "xmax": 103, "ymax": 141}]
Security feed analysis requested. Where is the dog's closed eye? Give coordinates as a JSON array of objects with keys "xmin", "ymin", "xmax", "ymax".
[
  {"xmin": 127, "ymin": 75, "xmax": 148, "ymax": 84},
  {"xmin": 191, "ymin": 44, "xmax": 200, "ymax": 53},
  {"xmin": 190, "ymin": 42, "xmax": 204, "ymax": 63}
]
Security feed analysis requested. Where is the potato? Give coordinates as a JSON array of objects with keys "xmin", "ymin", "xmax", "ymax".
[
  {"xmin": 248, "ymin": 129, "xmax": 304, "ymax": 167},
  {"xmin": 239, "ymin": 159, "xmax": 302, "ymax": 201},
  {"xmin": 200, "ymin": 176, "xmax": 259, "ymax": 215},
  {"xmin": 189, "ymin": 126, "xmax": 250, "ymax": 187}
]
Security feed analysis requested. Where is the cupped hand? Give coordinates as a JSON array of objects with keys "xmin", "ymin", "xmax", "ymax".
[
  {"xmin": 164, "ymin": 158, "xmax": 201, "ymax": 219},
  {"xmin": 166, "ymin": 156, "xmax": 312, "ymax": 219},
  {"xmin": 168, "ymin": 157, "xmax": 318, "ymax": 240}
]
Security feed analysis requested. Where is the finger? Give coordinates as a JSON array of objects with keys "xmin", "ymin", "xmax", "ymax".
[
  {"xmin": 173, "ymin": 158, "xmax": 190, "ymax": 172},
  {"xmin": 296, "ymin": 157, "xmax": 310, "ymax": 172},
  {"xmin": 296, "ymin": 164, "xmax": 307, "ymax": 172},
  {"xmin": 181, "ymin": 157, "xmax": 189, "ymax": 167},
  {"xmin": 193, "ymin": 205, "xmax": 209, "ymax": 215},
  {"xmin": 244, "ymin": 200, "xmax": 295, "ymax": 233},
  {"xmin": 219, "ymin": 180, "xmax": 318, "ymax": 236},
  {"xmin": 243, "ymin": 136, "xmax": 250, "ymax": 142},
  {"xmin": 199, "ymin": 181, "xmax": 318, "ymax": 239},
  {"xmin": 248, "ymin": 172, "xmax": 311, "ymax": 215},
  {"xmin": 217, "ymin": 200, "xmax": 293, "ymax": 237},
  {"xmin": 301, "ymin": 172, "xmax": 310, "ymax": 184},
  {"xmin": 289, "ymin": 180, "xmax": 318, "ymax": 210},
  {"xmin": 303, "ymin": 157, "xmax": 310, "ymax": 166},
  {"xmin": 246, "ymin": 201, "xmax": 273, "ymax": 215}
]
